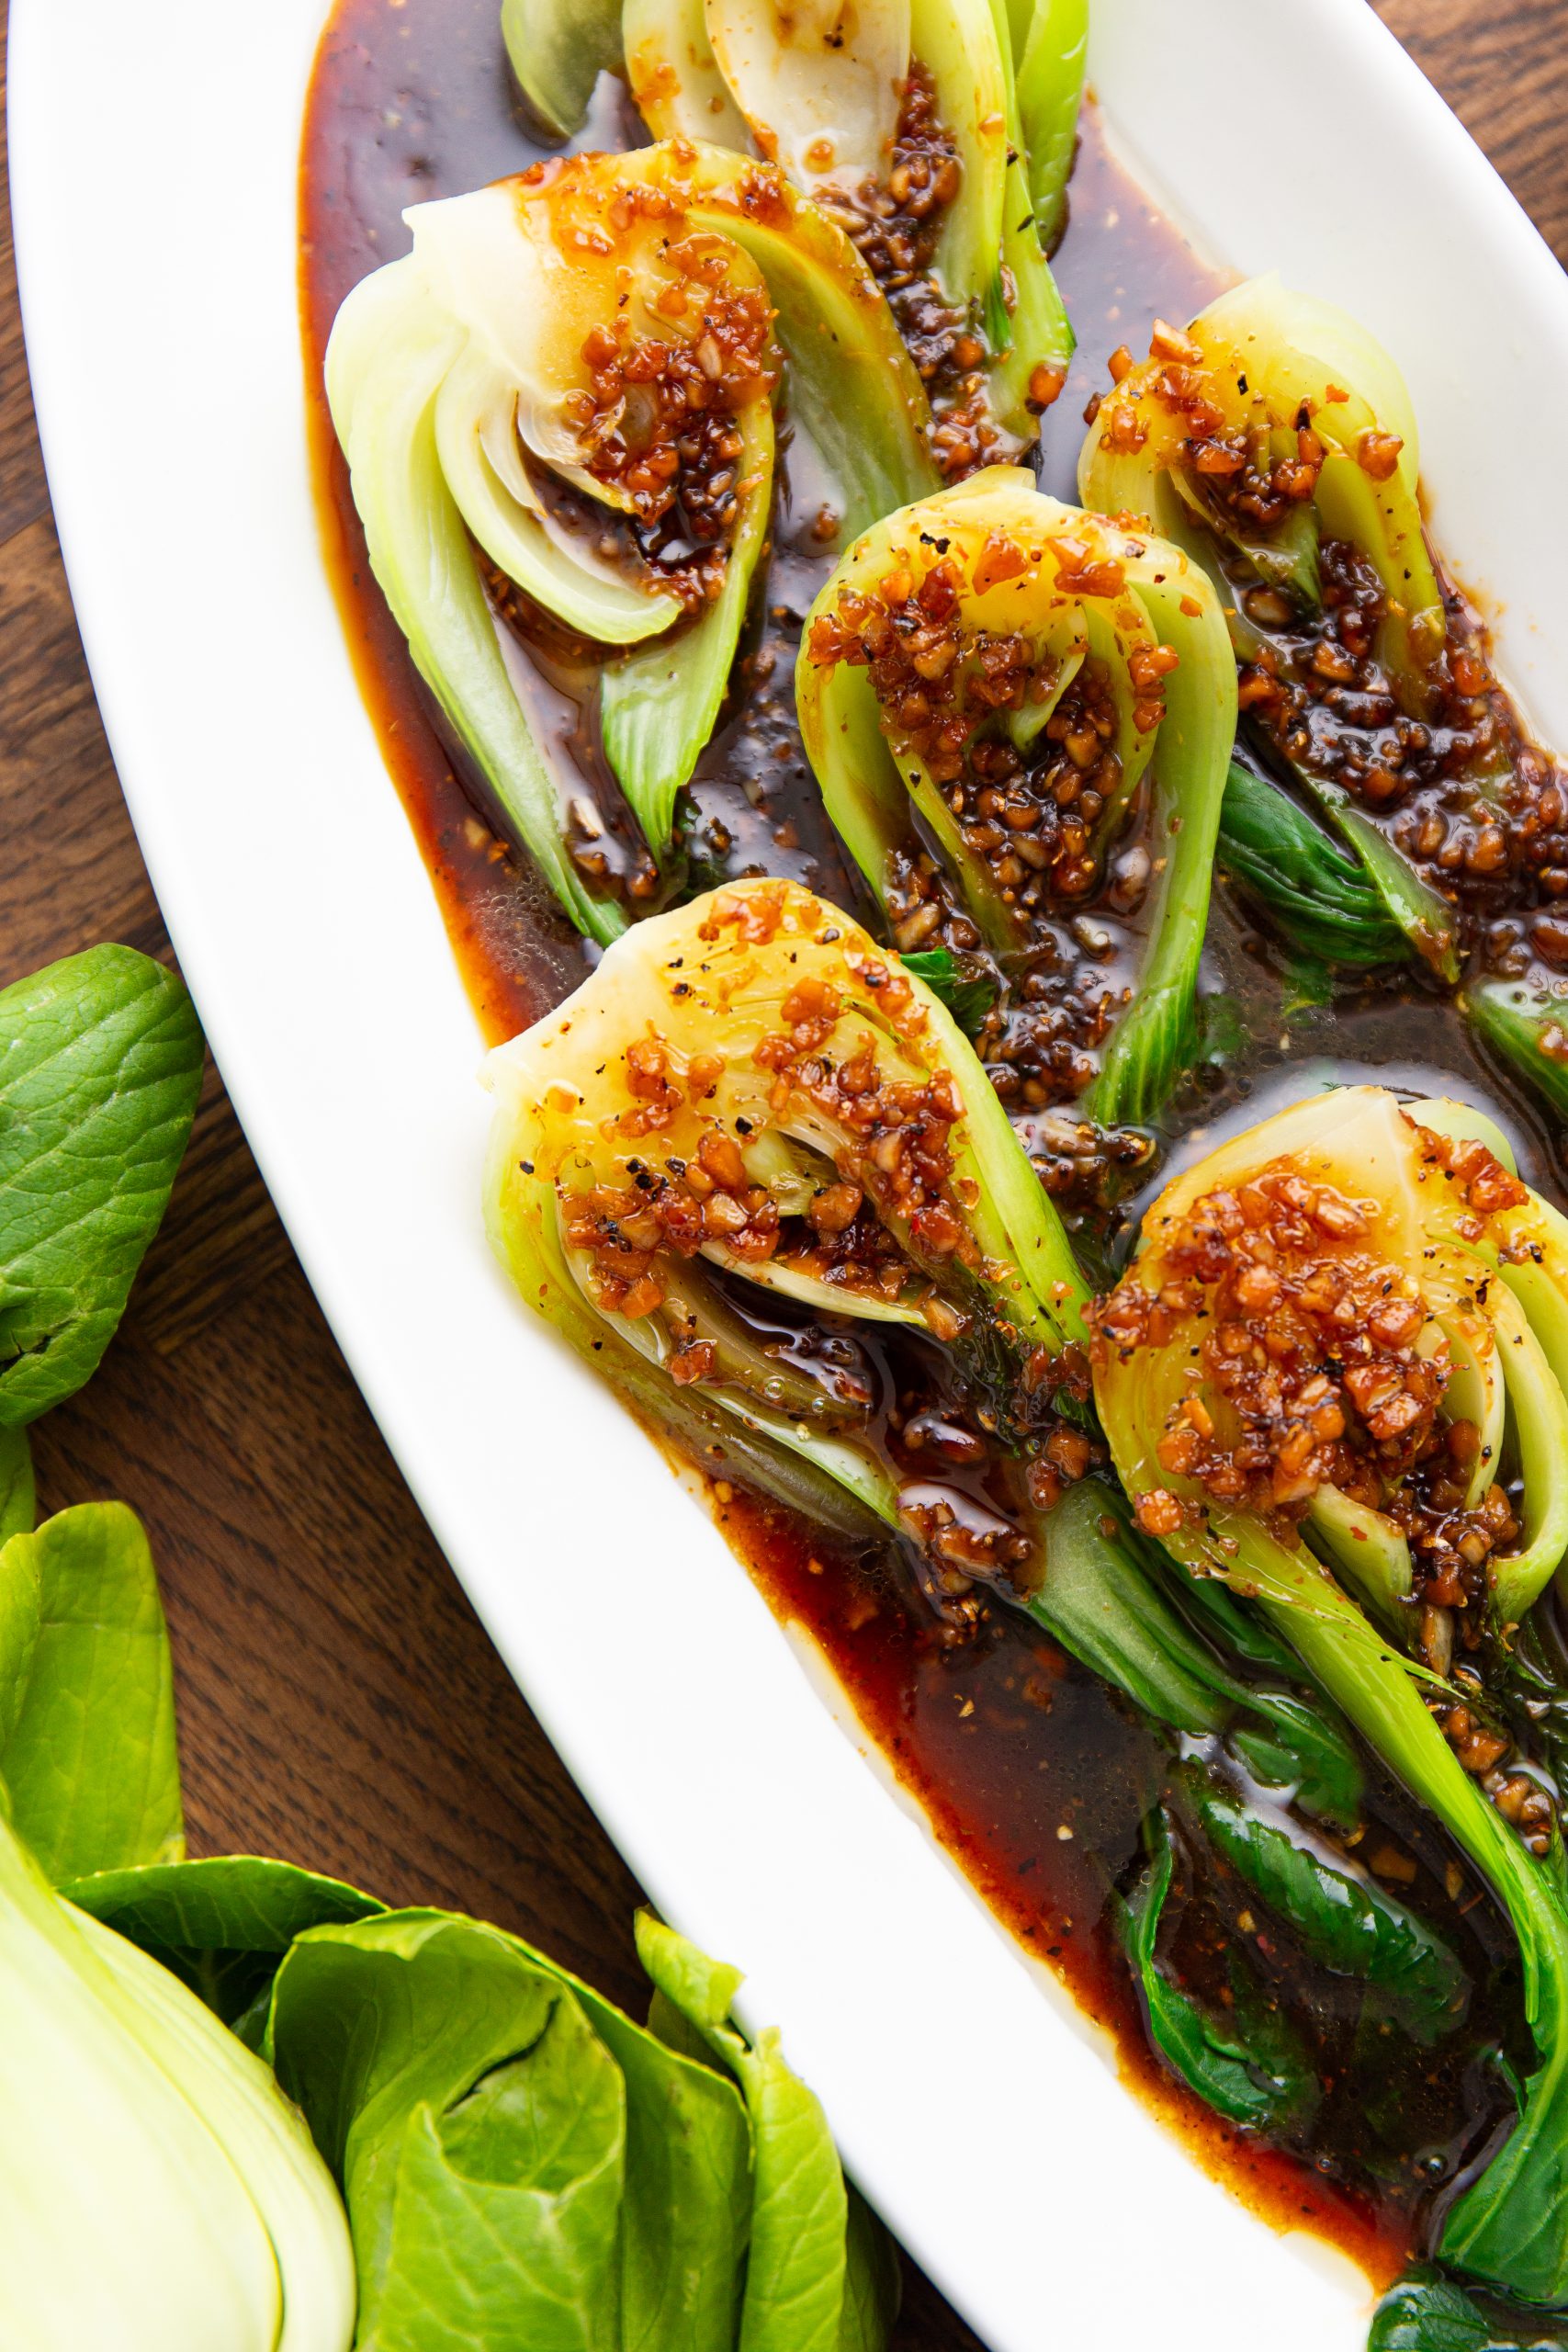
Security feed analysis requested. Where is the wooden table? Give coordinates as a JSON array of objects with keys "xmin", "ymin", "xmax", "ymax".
[{"xmin": 2, "ymin": 6, "xmax": 1562, "ymax": 2338}]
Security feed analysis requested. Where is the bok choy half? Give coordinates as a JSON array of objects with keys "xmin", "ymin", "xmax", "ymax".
[
  {"xmin": 1092, "ymin": 1084, "xmax": 1568, "ymax": 2304},
  {"xmin": 795, "ymin": 468, "xmax": 1237, "ymax": 1125},
  {"xmin": 482, "ymin": 874, "xmax": 1359, "ymax": 1809},
  {"xmin": 326, "ymin": 144, "xmax": 937, "ymax": 934},
  {"xmin": 1077, "ymin": 276, "xmax": 1467, "ymax": 982},
  {"xmin": 614, "ymin": 0, "xmax": 1077, "ymax": 447}
]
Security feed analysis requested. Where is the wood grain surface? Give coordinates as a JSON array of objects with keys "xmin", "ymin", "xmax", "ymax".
[{"xmin": 2, "ymin": 4, "xmax": 1562, "ymax": 2340}]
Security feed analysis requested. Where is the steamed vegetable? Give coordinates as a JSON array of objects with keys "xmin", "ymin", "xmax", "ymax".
[
  {"xmin": 327, "ymin": 144, "xmax": 936, "ymax": 924},
  {"xmin": 326, "ymin": 152, "xmax": 777, "ymax": 920},
  {"xmin": 1077, "ymin": 277, "xmax": 1464, "ymax": 980},
  {"xmin": 796, "ymin": 469, "xmax": 1237, "ymax": 1122},
  {"xmin": 484, "ymin": 873, "xmax": 1358, "ymax": 1800},
  {"xmin": 502, "ymin": 0, "xmax": 623, "ymax": 136},
  {"xmin": 1218, "ymin": 757, "xmax": 1410, "ymax": 971},
  {"xmin": 1013, "ymin": 0, "xmax": 1088, "ymax": 252},
  {"xmin": 1116, "ymin": 1805, "xmax": 1315, "ymax": 2133},
  {"xmin": 1092, "ymin": 1085, "xmax": 1568, "ymax": 2302},
  {"xmin": 1467, "ymin": 982, "xmax": 1568, "ymax": 1125},
  {"xmin": 482, "ymin": 872, "xmax": 1087, "ymax": 1524},
  {"xmin": 619, "ymin": 0, "xmax": 1075, "ymax": 443}
]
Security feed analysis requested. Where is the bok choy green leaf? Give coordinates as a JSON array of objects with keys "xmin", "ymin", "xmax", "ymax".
[
  {"xmin": 1114, "ymin": 1806, "xmax": 1317, "ymax": 2133},
  {"xmin": 1372, "ymin": 2269, "xmax": 1568, "ymax": 2352},
  {"xmin": 1013, "ymin": 0, "xmax": 1088, "ymax": 252},
  {"xmin": 0, "ymin": 945, "xmax": 202, "ymax": 1425},
  {"xmin": 502, "ymin": 0, "xmax": 623, "ymax": 137},
  {"xmin": 1218, "ymin": 757, "xmax": 1412, "ymax": 970},
  {"xmin": 66, "ymin": 1855, "xmax": 386, "ymax": 2046},
  {"xmin": 0, "ymin": 1504, "xmax": 182, "ymax": 1887},
  {"xmin": 1466, "ymin": 982, "xmax": 1568, "ymax": 1125},
  {"xmin": 1176, "ymin": 1772, "xmax": 1467, "ymax": 2041},
  {"xmin": 269, "ymin": 1901, "xmax": 899, "ymax": 2352}
]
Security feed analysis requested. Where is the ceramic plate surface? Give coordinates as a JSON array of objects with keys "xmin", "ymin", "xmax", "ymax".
[{"xmin": 10, "ymin": 4, "xmax": 1568, "ymax": 2343}]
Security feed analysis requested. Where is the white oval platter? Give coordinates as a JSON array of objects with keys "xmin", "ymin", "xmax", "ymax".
[{"xmin": 9, "ymin": 2, "xmax": 1567, "ymax": 2344}]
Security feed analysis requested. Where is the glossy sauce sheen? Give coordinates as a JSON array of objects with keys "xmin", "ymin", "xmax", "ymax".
[{"xmin": 300, "ymin": 0, "xmax": 1535, "ymax": 2286}]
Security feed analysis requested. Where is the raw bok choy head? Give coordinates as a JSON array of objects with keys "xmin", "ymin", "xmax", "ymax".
[
  {"xmin": 617, "ymin": 0, "xmax": 1076, "ymax": 453},
  {"xmin": 483, "ymin": 875, "xmax": 1102, "ymax": 1598},
  {"xmin": 796, "ymin": 467, "xmax": 1237, "ymax": 1125},
  {"xmin": 1092, "ymin": 1083, "xmax": 1568, "ymax": 2305},
  {"xmin": 0, "ymin": 1506, "xmax": 355, "ymax": 2352},
  {"xmin": 1078, "ymin": 277, "xmax": 1472, "ymax": 981}
]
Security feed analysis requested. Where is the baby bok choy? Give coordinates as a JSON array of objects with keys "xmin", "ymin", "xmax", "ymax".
[
  {"xmin": 1078, "ymin": 277, "xmax": 1469, "ymax": 981},
  {"xmin": 1091, "ymin": 1083, "xmax": 1568, "ymax": 2304},
  {"xmin": 795, "ymin": 468, "xmax": 1237, "ymax": 1125},
  {"xmin": 482, "ymin": 874, "xmax": 1357, "ymax": 1811},
  {"xmin": 326, "ymin": 145, "xmax": 935, "ymax": 933},
  {"xmin": 617, "ymin": 0, "xmax": 1076, "ymax": 452},
  {"xmin": 0, "ymin": 1501, "xmax": 355, "ymax": 2352},
  {"xmin": 326, "ymin": 151, "xmax": 775, "ymax": 931}
]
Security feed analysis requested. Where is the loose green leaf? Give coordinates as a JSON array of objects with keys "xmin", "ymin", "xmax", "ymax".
[
  {"xmin": 1181, "ymin": 1777, "xmax": 1467, "ymax": 2041},
  {"xmin": 0, "ymin": 1504, "xmax": 182, "ymax": 1885},
  {"xmin": 63, "ymin": 1854, "xmax": 384, "ymax": 2043},
  {"xmin": 838, "ymin": 2185, "xmax": 902, "ymax": 2352},
  {"xmin": 273, "ymin": 1906, "xmax": 755, "ymax": 2352},
  {"xmin": 637, "ymin": 1911, "xmax": 880, "ymax": 2352},
  {"xmin": 0, "ymin": 1425, "xmax": 33, "ymax": 1544},
  {"xmin": 272, "ymin": 1910, "xmax": 626, "ymax": 2350},
  {"xmin": 1115, "ymin": 1811, "xmax": 1316, "ymax": 2133},
  {"xmin": 1371, "ymin": 2268, "xmax": 1568, "ymax": 2352},
  {"xmin": 0, "ymin": 946, "xmax": 202, "ymax": 1424}
]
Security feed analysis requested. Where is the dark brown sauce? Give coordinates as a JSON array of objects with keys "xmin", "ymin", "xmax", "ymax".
[{"xmin": 299, "ymin": 0, "xmax": 1549, "ymax": 2290}]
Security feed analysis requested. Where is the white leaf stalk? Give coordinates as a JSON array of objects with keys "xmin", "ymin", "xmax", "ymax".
[{"xmin": 0, "ymin": 1805, "xmax": 354, "ymax": 2350}]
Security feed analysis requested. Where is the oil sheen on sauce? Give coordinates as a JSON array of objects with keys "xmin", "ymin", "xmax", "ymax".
[{"xmin": 300, "ymin": 0, "xmax": 1546, "ymax": 2289}]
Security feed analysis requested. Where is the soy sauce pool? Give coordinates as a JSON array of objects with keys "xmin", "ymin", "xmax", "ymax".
[{"xmin": 300, "ymin": 0, "xmax": 1547, "ymax": 2289}]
